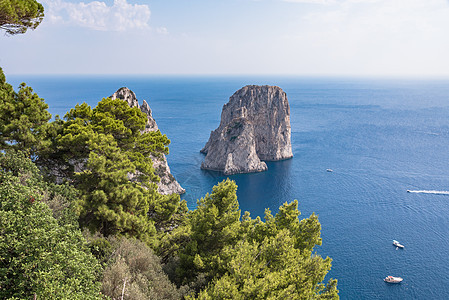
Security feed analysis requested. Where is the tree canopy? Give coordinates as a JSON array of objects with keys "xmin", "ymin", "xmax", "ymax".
[
  {"xmin": 0, "ymin": 67, "xmax": 52, "ymax": 155},
  {"xmin": 193, "ymin": 200, "xmax": 338, "ymax": 299},
  {"xmin": 0, "ymin": 151, "xmax": 102, "ymax": 299},
  {"xmin": 42, "ymin": 97, "xmax": 185, "ymax": 247},
  {"xmin": 167, "ymin": 179, "xmax": 339, "ymax": 299},
  {"xmin": 0, "ymin": 0, "xmax": 44, "ymax": 35}
]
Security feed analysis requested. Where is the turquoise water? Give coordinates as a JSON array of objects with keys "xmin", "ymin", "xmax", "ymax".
[{"xmin": 8, "ymin": 75, "xmax": 449, "ymax": 299}]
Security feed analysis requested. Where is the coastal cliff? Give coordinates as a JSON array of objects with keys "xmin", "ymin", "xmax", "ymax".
[
  {"xmin": 110, "ymin": 87, "xmax": 185, "ymax": 195},
  {"xmin": 201, "ymin": 85, "xmax": 292, "ymax": 175}
]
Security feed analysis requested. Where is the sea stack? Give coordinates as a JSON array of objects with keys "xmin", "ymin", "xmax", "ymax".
[
  {"xmin": 110, "ymin": 87, "xmax": 185, "ymax": 195},
  {"xmin": 201, "ymin": 85, "xmax": 292, "ymax": 175}
]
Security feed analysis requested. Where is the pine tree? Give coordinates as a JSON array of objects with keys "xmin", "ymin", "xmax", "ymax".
[
  {"xmin": 177, "ymin": 179, "xmax": 241, "ymax": 287},
  {"xmin": 176, "ymin": 180, "xmax": 339, "ymax": 299},
  {"xmin": 0, "ymin": 67, "xmax": 52, "ymax": 155},
  {"xmin": 45, "ymin": 97, "xmax": 182, "ymax": 246},
  {"xmin": 0, "ymin": 0, "xmax": 44, "ymax": 35}
]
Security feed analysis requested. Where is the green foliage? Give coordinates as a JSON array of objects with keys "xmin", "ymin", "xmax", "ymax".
[
  {"xmin": 75, "ymin": 137, "xmax": 159, "ymax": 242},
  {"xmin": 87, "ymin": 234, "xmax": 113, "ymax": 265},
  {"xmin": 0, "ymin": 0, "xmax": 44, "ymax": 35},
  {"xmin": 0, "ymin": 150, "xmax": 79, "ymax": 226},
  {"xmin": 0, "ymin": 151, "xmax": 102, "ymax": 299},
  {"xmin": 0, "ymin": 65, "xmax": 184, "ymax": 246},
  {"xmin": 101, "ymin": 237, "xmax": 186, "ymax": 300},
  {"xmin": 175, "ymin": 180, "xmax": 338, "ymax": 299},
  {"xmin": 0, "ymin": 68, "xmax": 52, "ymax": 156},
  {"xmin": 177, "ymin": 179, "xmax": 241, "ymax": 288},
  {"xmin": 43, "ymin": 97, "xmax": 182, "ymax": 246},
  {"xmin": 194, "ymin": 231, "xmax": 338, "ymax": 299}
]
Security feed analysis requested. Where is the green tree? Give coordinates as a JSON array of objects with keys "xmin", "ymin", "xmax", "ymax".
[
  {"xmin": 0, "ymin": 151, "xmax": 102, "ymax": 299},
  {"xmin": 175, "ymin": 180, "xmax": 338, "ymax": 299},
  {"xmin": 194, "ymin": 203, "xmax": 338, "ymax": 299},
  {"xmin": 0, "ymin": 0, "xmax": 44, "ymax": 35},
  {"xmin": 44, "ymin": 97, "xmax": 184, "ymax": 246},
  {"xmin": 194, "ymin": 229, "xmax": 338, "ymax": 299},
  {"xmin": 0, "ymin": 67, "xmax": 52, "ymax": 155},
  {"xmin": 176, "ymin": 179, "xmax": 241, "ymax": 288}
]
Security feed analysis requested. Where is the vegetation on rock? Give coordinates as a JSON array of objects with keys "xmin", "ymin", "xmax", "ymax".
[{"xmin": 40, "ymin": 97, "xmax": 186, "ymax": 247}]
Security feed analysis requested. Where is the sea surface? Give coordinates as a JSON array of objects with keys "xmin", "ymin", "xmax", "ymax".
[{"xmin": 8, "ymin": 75, "xmax": 449, "ymax": 299}]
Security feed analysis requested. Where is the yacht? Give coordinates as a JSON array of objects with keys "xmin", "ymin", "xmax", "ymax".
[
  {"xmin": 393, "ymin": 240, "xmax": 404, "ymax": 248},
  {"xmin": 384, "ymin": 276, "xmax": 403, "ymax": 283}
]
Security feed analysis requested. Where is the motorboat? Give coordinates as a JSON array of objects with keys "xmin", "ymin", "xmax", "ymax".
[
  {"xmin": 326, "ymin": 169, "xmax": 333, "ymax": 172},
  {"xmin": 384, "ymin": 276, "xmax": 403, "ymax": 283},
  {"xmin": 393, "ymin": 240, "xmax": 404, "ymax": 248}
]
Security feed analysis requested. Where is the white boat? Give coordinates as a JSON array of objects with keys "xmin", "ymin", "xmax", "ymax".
[
  {"xmin": 393, "ymin": 240, "xmax": 404, "ymax": 248},
  {"xmin": 384, "ymin": 276, "xmax": 403, "ymax": 283},
  {"xmin": 326, "ymin": 169, "xmax": 333, "ymax": 172}
]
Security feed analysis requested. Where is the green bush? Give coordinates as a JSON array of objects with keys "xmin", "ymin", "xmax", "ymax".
[{"xmin": 0, "ymin": 151, "xmax": 102, "ymax": 299}]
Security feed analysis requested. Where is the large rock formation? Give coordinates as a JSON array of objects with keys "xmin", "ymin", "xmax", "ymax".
[
  {"xmin": 201, "ymin": 85, "xmax": 292, "ymax": 175},
  {"xmin": 110, "ymin": 87, "xmax": 185, "ymax": 195}
]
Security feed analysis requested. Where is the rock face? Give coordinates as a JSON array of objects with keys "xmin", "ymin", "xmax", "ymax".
[
  {"xmin": 110, "ymin": 87, "xmax": 185, "ymax": 195},
  {"xmin": 201, "ymin": 85, "xmax": 292, "ymax": 175},
  {"xmin": 110, "ymin": 87, "xmax": 158, "ymax": 132}
]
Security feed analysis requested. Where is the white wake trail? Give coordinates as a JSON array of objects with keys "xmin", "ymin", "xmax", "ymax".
[{"xmin": 407, "ymin": 190, "xmax": 449, "ymax": 195}]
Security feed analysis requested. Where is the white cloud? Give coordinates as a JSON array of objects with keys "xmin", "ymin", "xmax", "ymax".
[
  {"xmin": 43, "ymin": 0, "xmax": 151, "ymax": 31},
  {"xmin": 299, "ymin": 0, "xmax": 447, "ymax": 35},
  {"xmin": 156, "ymin": 27, "xmax": 168, "ymax": 35},
  {"xmin": 279, "ymin": 0, "xmax": 449, "ymax": 76}
]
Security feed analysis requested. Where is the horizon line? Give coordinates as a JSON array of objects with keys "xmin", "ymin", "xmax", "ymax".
[{"xmin": 6, "ymin": 73, "xmax": 449, "ymax": 80}]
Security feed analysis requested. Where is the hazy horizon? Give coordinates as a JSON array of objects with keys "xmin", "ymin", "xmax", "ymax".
[
  {"xmin": 2, "ymin": 0, "xmax": 449, "ymax": 78},
  {"xmin": 7, "ymin": 73, "xmax": 449, "ymax": 80}
]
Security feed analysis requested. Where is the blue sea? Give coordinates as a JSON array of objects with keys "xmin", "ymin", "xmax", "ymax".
[{"xmin": 8, "ymin": 75, "xmax": 449, "ymax": 299}]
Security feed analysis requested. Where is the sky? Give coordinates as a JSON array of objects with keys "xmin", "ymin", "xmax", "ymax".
[{"xmin": 1, "ymin": 0, "xmax": 449, "ymax": 76}]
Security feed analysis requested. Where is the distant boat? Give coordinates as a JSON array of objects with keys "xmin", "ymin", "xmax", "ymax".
[
  {"xmin": 393, "ymin": 240, "xmax": 404, "ymax": 248},
  {"xmin": 326, "ymin": 169, "xmax": 333, "ymax": 172},
  {"xmin": 384, "ymin": 276, "xmax": 403, "ymax": 283}
]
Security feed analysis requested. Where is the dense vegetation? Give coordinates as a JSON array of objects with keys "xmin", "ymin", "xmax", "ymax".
[
  {"xmin": 0, "ymin": 151, "xmax": 102, "ymax": 299},
  {"xmin": 0, "ymin": 66, "xmax": 338, "ymax": 299},
  {"xmin": 40, "ymin": 97, "xmax": 183, "ymax": 247},
  {"xmin": 1, "ymin": 4, "xmax": 338, "ymax": 297}
]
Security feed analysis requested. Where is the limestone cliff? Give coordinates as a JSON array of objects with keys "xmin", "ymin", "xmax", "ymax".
[
  {"xmin": 201, "ymin": 85, "xmax": 292, "ymax": 175},
  {"xmin": 110, "ymin": 87, "xmax": 185, "ymax": 195}
]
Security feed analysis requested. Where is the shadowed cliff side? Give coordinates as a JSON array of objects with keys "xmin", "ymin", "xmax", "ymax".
[{"xmin": 201, "ymin": 85, "xmax": 292, "ymax": 175}]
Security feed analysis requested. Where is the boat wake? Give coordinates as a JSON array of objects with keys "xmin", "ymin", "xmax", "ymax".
[{"xmin": 407, "ymin": 190, "xmax": 449, "ymax": 195}]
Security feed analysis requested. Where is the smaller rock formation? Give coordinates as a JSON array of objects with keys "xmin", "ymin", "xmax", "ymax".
[
  {"xmin": 201, "ymin": 85, "xmax": 292, "ymax": 175},
  {"xmin": 110, "ymin": 88, "xmax": 185, "ymax": 195},
  {"xmin": 110, "ymin": 87, "xmax": 158, "ymax": 132}
]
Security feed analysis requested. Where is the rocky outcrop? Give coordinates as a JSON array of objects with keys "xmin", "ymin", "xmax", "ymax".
[
  {"xmin": 110, "ymin": 87, "xmax": 185, "ymax": 195},
  {"xmin": 201, "ymin": 85, "xmax": 292, "ymax": 175},
  {"xmin": 110, "ymin": 87, "xmax": 158, "ymax": 131}
]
